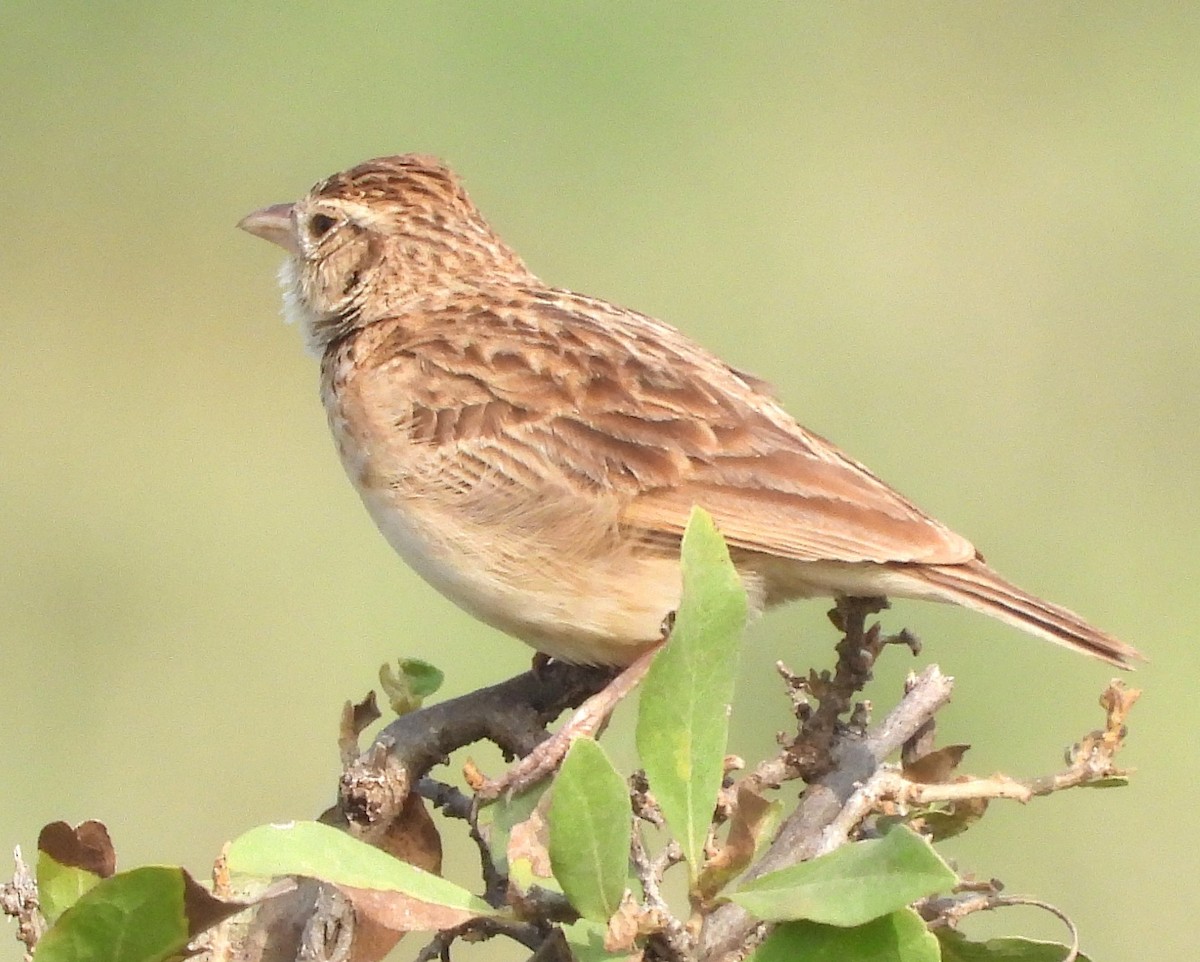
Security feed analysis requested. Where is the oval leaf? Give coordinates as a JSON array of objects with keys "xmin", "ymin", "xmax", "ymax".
[
  {"xmin": 548, "ymin": 739, "xmax": 632, "ymax": 922},
  {"xmin": 226, "ymin": 821, "xmax": 489, "ymax": 916},
  {"xmin": 937, "ymin": 930, "xmax": 1093, "ymax": 961},
  {"xmin": 749, "ymin": 909, "xmax": 940, "ymax": 962},
  {"xmin": 636, "ymin": 507, "xmax": 746, "ymax": 879},
  {"xmin": 732, "ymin": 825, "xmax": 956, "ymax": 926},
  {"xmin": 33, "ymin": 866, "xmax": 244, "ymax": 962}
]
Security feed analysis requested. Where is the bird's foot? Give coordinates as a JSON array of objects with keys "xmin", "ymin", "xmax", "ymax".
[{"xmin": 470, "ymin": 645, "xmax": 661, "ymax": 802}]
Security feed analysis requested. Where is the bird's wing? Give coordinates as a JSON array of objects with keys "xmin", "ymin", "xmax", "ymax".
[
  {"xmin": 622, "ymin": 467, "xmax": 976, "ymax": 564},
  {"xmin": 365, "ymin": 290, "xmax": 977, "ymax": 566},
  {"xmin": 612, "ymin": 392, "xmax": 977, "ymax": 564}
]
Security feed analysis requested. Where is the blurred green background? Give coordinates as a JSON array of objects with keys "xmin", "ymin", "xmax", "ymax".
[{"xmin": 2, "ymin": 3, "xmax": 1195, "ymax": 959}]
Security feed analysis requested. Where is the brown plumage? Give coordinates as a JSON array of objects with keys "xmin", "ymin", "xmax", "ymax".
[{"xmin": 239, "ymin": 154, "xmax": 1142, "ymax": 668}]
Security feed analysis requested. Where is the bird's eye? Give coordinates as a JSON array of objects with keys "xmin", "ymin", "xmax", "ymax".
[{"xmin": 308, "ymin": 213, "xmax": 337, "ymax": 241}]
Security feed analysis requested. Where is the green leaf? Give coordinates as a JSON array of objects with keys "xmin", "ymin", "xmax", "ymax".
[
  {"xmin": 37, "ymin": 860, "xmax": 102, "ymax": 927},
  {"xmin": 749, "ymin": 909, "xmax": 940, "ymax": 962},
  {"xmin": 379, "ymin": 658, "xmax": 445, "ymax": 715},
  {"xmin": 636, "ymin": 506, "xmax": 746, "ymax": 879},
  {"xmin": 482, "ymin": 782, "xmax": 548, "ymax": 876},
  {"xmin": 33, "ymin": 866, "xmax": 244, "ymax": 962},
  {"xmin": 548, "ymin": 738, "xmax": 632, "ymax": 922},
  {"xmin": 226, "ymin": 821, "xmax": 490, "ymax": 915},
  {"xmin": 561, "ymin": 918, "xmax": 626, "ymax": 962},
  {"xmin": 731, "ymin": 825, "xmax": 956, "ymax": 926},
  {"xmin": 937, "ymin": 930, "xmax": 1092, "ymax": 961}
]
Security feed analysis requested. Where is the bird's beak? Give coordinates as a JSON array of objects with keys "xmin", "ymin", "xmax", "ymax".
[{"xmin": 237, "ymin": 202, "xmax": 301, "ymax": 256}]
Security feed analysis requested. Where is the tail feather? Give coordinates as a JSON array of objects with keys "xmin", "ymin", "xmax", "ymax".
[{"xmin": 912, "ymin": 560, "xmax": 1143, "ymax": 668}]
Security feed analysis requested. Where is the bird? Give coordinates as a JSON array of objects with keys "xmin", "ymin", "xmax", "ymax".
[{"xmin": 238, "ymin": 153, "xmax": 1141, "ymax": 671}]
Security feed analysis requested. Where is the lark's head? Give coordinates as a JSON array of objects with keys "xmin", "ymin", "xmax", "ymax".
[{"xmin": 238, "ymin": 154, "xmax": 532, "ymax": 355}]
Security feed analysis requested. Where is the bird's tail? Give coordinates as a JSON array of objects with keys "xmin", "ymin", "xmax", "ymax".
[{"xmin": 909, "ymin": 559, "xmax": 1143, "ymax": 668}]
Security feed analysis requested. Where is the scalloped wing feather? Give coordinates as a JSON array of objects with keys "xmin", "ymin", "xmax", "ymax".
[{"xmin": 352, "ymin": 289, "xmax": 977, "ymax": 567}]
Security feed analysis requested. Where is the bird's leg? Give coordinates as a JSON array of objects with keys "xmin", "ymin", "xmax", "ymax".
[{"xmin": 472, "ymin": 644, "xmax": 663, "ymax": 802}]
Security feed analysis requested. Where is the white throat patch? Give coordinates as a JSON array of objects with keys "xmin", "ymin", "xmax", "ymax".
[{"xmin": 277, "ymin": 257, "xmax": 325, "ymax": 358}]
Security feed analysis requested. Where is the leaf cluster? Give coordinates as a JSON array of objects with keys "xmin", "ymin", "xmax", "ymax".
[{"xmin": 4, "ymin": 510, "xmax": 1129, "ymax": 962}]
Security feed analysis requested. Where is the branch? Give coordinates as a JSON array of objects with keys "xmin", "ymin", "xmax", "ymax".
[
  {"xmin": 825, "ymin": 678, "xmax": 1138, "ymax": 837},
  {"xmin": 628, "ymin": 778, "xmax": 689, "ymax": 961},
  {"xmin": 698, "ymin": 678, "xmax": 1138, "ymax": 961},
  {"xmin": 413, "ymin": 916, "xmax": 547, "ymax": 962},
  {"xmin": 339, "ymin": 661, "xmax": 612, "ymax": 836},
  {"xmin": 221, "ymin": 661, "xmax": 613, "ymax": 962},
  {"xmin": 195, "ymin": 610, "xmax": 1134, "ymax": 962},
  {"xmin": 0, "ymin": 847, "xmax": 42, "ymax": 961},
  {"xmin": 921, "ymin": 889, "xmax": 1082, "ymax": 962},
  {"xmin": 697, "ymin": 664, "xmax": 955, "ymax": 961}
]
